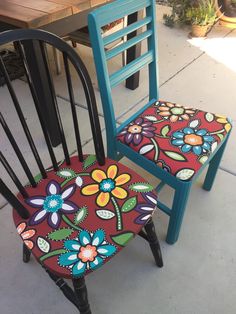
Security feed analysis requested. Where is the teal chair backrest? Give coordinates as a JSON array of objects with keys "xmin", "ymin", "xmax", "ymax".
[{"xmin": 88, "ymin": 0, "xmax": 159, "ymax": 155}]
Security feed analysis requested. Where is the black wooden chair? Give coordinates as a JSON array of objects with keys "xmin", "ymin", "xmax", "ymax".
[{"xmin": 0, "ymin": 29, "xmax": 163, "ymax": 314}]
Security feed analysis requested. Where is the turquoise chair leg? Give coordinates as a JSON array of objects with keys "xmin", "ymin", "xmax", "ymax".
[
  {"xmin": 166, "ymin": 182, "xmax": 192, "ymax": 244},
  {"xmin": 203, "ymin": 138, "xmax": 228, "ymax": 191}
]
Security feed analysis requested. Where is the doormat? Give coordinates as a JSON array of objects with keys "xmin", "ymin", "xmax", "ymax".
[{"xmin": 0, "ymin": 49, "xmax": 25, "ymax": 87}]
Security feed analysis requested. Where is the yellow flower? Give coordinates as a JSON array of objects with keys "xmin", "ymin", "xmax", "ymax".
[
  {"xmin": 216, "ymin": 115, "xmax": 231, "ymax": 133},
  {"xmin": 81, "ymin": 165, "xmax": 131, "ymax": 207}
]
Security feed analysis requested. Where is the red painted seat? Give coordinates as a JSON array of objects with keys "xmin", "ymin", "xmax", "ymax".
[
  {"xmin": 117, "ymin": 100, "xmax": 231, "ymax": 181},
  {"xmin": 14, "ymin": 155, "xmax": 158, "ymax": 278}
]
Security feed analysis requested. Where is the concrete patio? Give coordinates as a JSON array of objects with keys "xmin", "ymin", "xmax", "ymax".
[{"xmin": 0, "ymin": 4, "xmax": 236, "ymax": 314}]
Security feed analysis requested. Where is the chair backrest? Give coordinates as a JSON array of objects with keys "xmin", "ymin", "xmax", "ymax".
[
  {"xmin": 88, "ymin": 0, "xmax": 159, "ymax": 147},
  {"xmin": 0, "ymin": 29, "xmax": 105, "ymax": 219}
]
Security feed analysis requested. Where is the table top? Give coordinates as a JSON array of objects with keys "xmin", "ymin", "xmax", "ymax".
[{"xmin": 0, "ymin": 0, "xmax": 110, "ymax": 29}]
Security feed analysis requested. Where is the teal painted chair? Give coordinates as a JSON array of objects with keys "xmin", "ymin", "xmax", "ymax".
[{"xmin": 88, "ymin": 0, "xmax": 232, "ymax": 244}]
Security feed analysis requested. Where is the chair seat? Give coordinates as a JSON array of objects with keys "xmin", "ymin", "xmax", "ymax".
[
  {"xmin": 13, "ymin": 155, "xmax": 157, "ymax": 278},
  {"xmin": 117, "ymin": 100, "xmax": 232, "ymax": 181}
]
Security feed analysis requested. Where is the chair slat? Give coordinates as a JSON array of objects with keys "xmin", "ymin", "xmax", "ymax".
[
  {"xmin": 0, "ymin": 112, "xmax": 36, "ymax": 187},
  {"xmin": 0, "ymin": 179, "xmax": 29, "ymax": 219},
  {"xmin": 106, "ymin": 29, "xmax": 152, "ymax": 60},
  {"xmin": 0, "ymin": 151, "xmax": 28, "ymax": 199},
  {"xmin": 109, "ymin": 50, "xmax": 154, "ymax": 88},
  {"xmin": 93, "ymin": 0, "xmax": 152, "ymax": 27},
  {"xmin": 16, "ymin": 41, "xmax": 59, "ymax": 171},
  {"xmin": 39, "ymin": 41, "xmax": 71, "ymax": 165},
  {"xmin": 0, "ymin": 56, "xmax": 47, "ymax": 179},
  {"xmin": 103, "ymin": 16, "xmax": 152, "ymax": 46},
  {"xmin": 63, "ymin": 53, "xmax": 83, "ymax": 162}
]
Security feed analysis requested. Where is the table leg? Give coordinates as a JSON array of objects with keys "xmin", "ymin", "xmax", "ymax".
[
  {"xmin": 22, "ymin": 40, "xmax": 61, "ymax": 147},
  {"xmin": 125, "ymin": 11, "xmax": 142, "ymax": 90}
]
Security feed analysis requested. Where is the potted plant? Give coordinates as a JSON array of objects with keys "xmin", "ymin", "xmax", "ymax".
[{"xmin": 186, "ymin": 0, "xmax": 219, "ymax": 37}]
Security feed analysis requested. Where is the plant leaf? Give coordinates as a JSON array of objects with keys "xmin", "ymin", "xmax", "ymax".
[
  {"xmin": 163, "ymin": 150, "xmax": 187, "ymax": 161},
  {"xmin": 139, "ymin": 144, "xmax": 154, "ymax": 155},
  {"xmin": 111, "ymin": 232, "xmax": 134, "ymax": 246},
  {"xmin": 129, "ymin": 182, "xmax": 154, "ymax": 192},
  {"xmin": 205, "ymin": 112, "xmax": 214, "ymax": 122},
  {"xmin": 37, "ymin": 237, "xmax": 50, "ymax": 253},
  {"xmin": 96, "ymin": 209, "xmax": 115, "ymax": 220},
  {"xmin": 121, "ymin": 196, "xmax": 137, "ymax": 213},
  {"xmin": 47, "ymin": 228, "xmax": 74, "ymax": 241},
  {"xmin": 83, "ymin": 155, "xmax": 97, "ymax": 170},
  {"xmin": 74, "ymin": 206, "xmax": 88, "ymax": 224},
  {"xmin": 161, "ymin": 125, "xmax": 170, "ymax": 137},
  {"xmin": 57, "ymin": 168, "xmax": 76, "ymax": 178}
]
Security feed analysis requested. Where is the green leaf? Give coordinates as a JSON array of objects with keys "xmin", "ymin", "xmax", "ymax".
[
  {"xmin": 37, "ymin": 237, "xmax": 50, "ymax": 253},
  {"xmin": 57, "ymin": 168, "xmax": 76, "ymax": 178},
  {"xmin": 217, "ymin": 134, "xmax": 224, "ymax": 141},
  {"xmin": 83, "ymin": 155, "xmax": 97, "ymax": 170},
  {"xmin": 96, "ymin": 209, "xmax": 115, "ymax": 220},
  {"xmin": 129, "ymin": 182, "xmax": 154, "ymax": 193},
  {"xmin": 111, "ymin": 232, "xmax": 134, "ymax": 246},
  {"xmin": 34, "ymin": 173, "xmax": 43, "ymax": 184},
  {"xmin": 47, "ymin": 228, "xmax": 74, "ymax": 241},
  {"xmin": 121, "ymin": 196, "xmax": 137, "ymax": 212},
  {"xmin": 163, "ymin": 150, "xmax": 187, "ymax": 161},
  {"xmin": 198, "ymin": 155, "xmax": 208, "ymax": 165},
  {"xmin": 161, "ymin": 125, "xmax": 170, "ymax": 137},
  {"xmin": 74, "ymin": 206, "xmax": 88, "ymax": 224},
  {"xmin": 205, "ymin": 112, "xmax": 214, "ymax": 122}
]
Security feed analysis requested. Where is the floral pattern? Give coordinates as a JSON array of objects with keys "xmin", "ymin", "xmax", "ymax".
[
  {"xmin": 13, "ymin": 156, "xmax": 157, "ymax": 279},
  {"xmin": 17, "ymin": 222, "xmax": 35, "ymax": 249},
  {"xmin": 215, "ymin": 115, "xmax": 231, "ymax": 133},
  {"xmin": 117, "ymin": 100, "xmax": 232, "ymax": 180},
  {"xmin": 81, "ymin": 164, "xmax": 131, "ymax": 207},
  {"xmin": 58, "ymin": 229, "xmax": 116, "ymax": 277},
  {"xmin": 156, "ymin": 102, "xmax": 196, "ymax": 122},
  {"xmin": 26, "ymin": 180, "xmax": 78, "ymax": 228},
  {"xmin": 135, "ymin": 192, "xmax": 157, "ymax": 224},
  {"xmin": 171, "ymin": 127, "xmax": 215, "ymax": 155},
  {"xmin": 119, "ymin": 117, "xmax": 156, "ymax": 146}
]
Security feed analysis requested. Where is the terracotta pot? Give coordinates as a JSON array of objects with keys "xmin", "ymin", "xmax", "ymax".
[
  {"xmin": 190, "ymin": 24, "xmax": 209, "ymax": 37},
  {"xmin": 216, "ymin": 2, "xmax": 236, "ymax": 28}
]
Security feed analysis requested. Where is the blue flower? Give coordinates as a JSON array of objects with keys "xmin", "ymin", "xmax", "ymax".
[
  {"xmin": 58, "ymin": 229, "xmax": 116, "ymax": 277},
  {"xmin": 171, "ymin": 127, "xmax": 215, "ymax": 156}
]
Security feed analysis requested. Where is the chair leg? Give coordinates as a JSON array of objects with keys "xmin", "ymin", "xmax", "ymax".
[
  {"xmin": 166, "ymin": 182, "xmax": 192, "ymax": 245},
  {"xmin": 23, "ymin": 243, "xmax": 31, "ymax": 263},
  {"xmin": 144, "ymin": 218, "xmax": 163, "ymax": 267},
  {"xmin": 203, "ymin": 139, "xmax": 228, "ymax": 191},
  {"xmin": 73, "ymin": 277, "xmax": 92, "ymax": 314}
]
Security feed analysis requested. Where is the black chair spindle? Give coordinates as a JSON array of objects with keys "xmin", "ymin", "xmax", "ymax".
[
  {"xmin": 0, "ymin": 56, "xmax": 47, "ymax": 179},
  {"xmin": 39, "ymin": 41, "xmax": 70, "ymax": 165}
]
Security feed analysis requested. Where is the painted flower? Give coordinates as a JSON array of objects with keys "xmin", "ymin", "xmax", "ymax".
[
  {"xmin": 119, "ymin": 117, "xmax": 156, "ymax": 146},
  {"xmin": 157, "ymin": 102, "xmax": 196, "ymax": 122},
  {"xmin": 58, "ymin": 229, "xmax": 116, "ymax": 277},
  {"xmin": 156, "ymin": 160, "xmax": 171, "ymax": 172},
  {"xmin": 81, "ymin": 165, "xmax": 130, "ymax": 207},
  {"xmin": 26, "ymin": 180, "xmax": 78, "ymax": 229},
  {"xmin": 17, "ymin": 222, "xmax": 35, "ymax": 249},
  {"xmin": 171, "ymin": 127, "xmax": 215, "ymax": 155},
  {"xmin": 215, "ymin": 115, "xmax": 231, "ymax": 133},
  {"xmin": 134, "ymin": 192, "xmax": 157, "ymax": 224}
]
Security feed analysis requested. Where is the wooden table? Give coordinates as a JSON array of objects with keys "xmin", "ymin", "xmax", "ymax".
[{"xmin": 0, "ymin": 0, "xmax": 141, "ymax": 145}]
